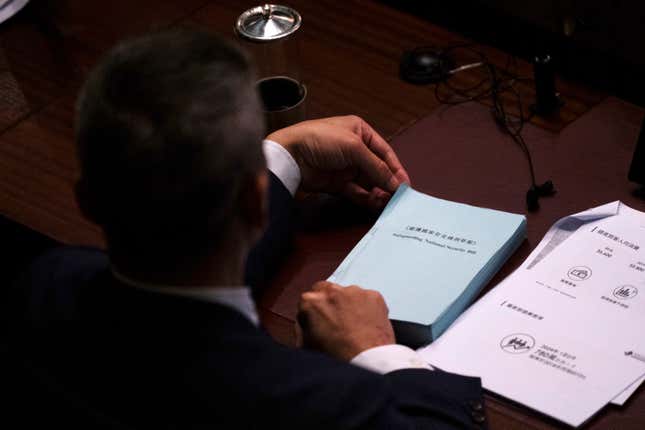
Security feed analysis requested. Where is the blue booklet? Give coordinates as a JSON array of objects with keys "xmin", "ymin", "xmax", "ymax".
[{"xmin": 329, "ymin": 184, "xmax": 526, "ymax": 347}]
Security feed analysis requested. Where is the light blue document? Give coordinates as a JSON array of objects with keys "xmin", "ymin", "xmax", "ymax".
[{"xmin": 329, "ymin": 184, "xmax": 526, "ymax": 345}]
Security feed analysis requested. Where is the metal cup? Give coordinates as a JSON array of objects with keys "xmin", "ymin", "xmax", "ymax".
[
  {"xmin": 256, "ymin": 75, "xmax": 306, "ymax": 133},
  {"xmin": 235, "ymin": 4, "xmax": 305, "ymax": 133}
]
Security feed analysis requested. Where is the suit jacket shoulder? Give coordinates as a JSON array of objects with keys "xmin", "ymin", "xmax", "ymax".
[
  {"xmin": 6, "ymin": 170, "xmax": 487, "ymax": 429},
  {"xmin": 9, "ymin": 248, "xmax": 486, "ymax": 429}
]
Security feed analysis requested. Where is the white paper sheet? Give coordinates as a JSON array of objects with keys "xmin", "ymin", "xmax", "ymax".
[
  {"xmin": 418, "ymin": 202, "xmax": 645, "ymax": 426},
  {"xmin": 612, "ymin": 375, "xmax": 644, "ymax": 405},
  {"xmin": 521, "ymin": 202, "xmax": 645, "ymax": 405}
]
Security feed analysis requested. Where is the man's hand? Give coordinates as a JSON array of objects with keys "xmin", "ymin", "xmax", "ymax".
[
  {"xmin": 297, "ymin": 281, "xmax": 395, "ymax": 361},
  {"xmin": 266, "ymin": 116, "xmax": 410, "ymax": 209}
]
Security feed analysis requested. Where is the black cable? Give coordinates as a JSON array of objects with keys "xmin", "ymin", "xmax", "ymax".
[
  {"xmin": 432, "ymin": 46, "xmax": 554, "ymax": 210},
  {"xmin": 489, "ymin": 63, "xmax": 537, "ymax": 187}
]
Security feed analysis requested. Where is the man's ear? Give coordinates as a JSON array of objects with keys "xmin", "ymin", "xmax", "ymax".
[{"xmin": 238, "ymin": 170, "xmax": 269, "ymax": 235}]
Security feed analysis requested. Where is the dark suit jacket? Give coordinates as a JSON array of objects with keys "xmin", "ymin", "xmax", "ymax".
[{"xmin": 5, "ymin": 172, "xmax": 487, "ymax": 429}]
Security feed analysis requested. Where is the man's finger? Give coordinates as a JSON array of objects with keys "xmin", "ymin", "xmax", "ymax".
[
  {"xmin": 311, "ymin": 281, "xmax": 331, "ymax": 292},
  {"xmin": 342, "ymin": 182, "xmax": 389, "ymax": 210},
  {"xmin": 358, "ymin": 120, "xmax": 411, "ymax": 186},
  {"xmin": 349, "ymin": 141, "xmax": 401, "ymax": 193}
]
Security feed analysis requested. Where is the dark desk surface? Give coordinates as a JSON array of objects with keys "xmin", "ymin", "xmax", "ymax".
[{"xmin": 1, "ymin": 1, "xmax": 643, "ymax": 428}]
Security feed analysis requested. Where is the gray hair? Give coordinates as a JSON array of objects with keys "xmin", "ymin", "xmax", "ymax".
[{"xmin": 75, "ymin": 29, "xmax": 265, "ymax": 263}]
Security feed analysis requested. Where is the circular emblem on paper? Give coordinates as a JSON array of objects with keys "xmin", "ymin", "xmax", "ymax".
[
  {"xmin": 500, "ymin": 333, "xmax": 535, "ymax": 354},
  {"xmin": 567, "ymin": 266, "xmax": 592, "ymax": 281},
  {"xmin": 613, "ymin": 285, "xmax": 638, "ymax": 300}
]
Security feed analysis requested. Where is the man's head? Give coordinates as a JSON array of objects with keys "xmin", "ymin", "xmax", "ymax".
[{"xmin": 75, "ymin": 29, "xmax": 267, "ymax": 271}]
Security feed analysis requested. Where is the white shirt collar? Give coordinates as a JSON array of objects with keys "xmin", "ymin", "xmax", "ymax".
[
  {"xmin": 104, "ymin": 140, "xmax": 298, "ymax": 328},
  {"xmin": 110, "ymin": 267, "xmax": 260, "ymax": 327}
]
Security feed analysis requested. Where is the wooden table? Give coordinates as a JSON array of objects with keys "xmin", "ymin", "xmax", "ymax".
[{"xmin": 1, "ymin": 1, "xmax": 642, "ymax": 428}]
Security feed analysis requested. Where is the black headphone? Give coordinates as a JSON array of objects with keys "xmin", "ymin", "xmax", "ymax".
[{"xmin": 526, "ymin": 180, "xmax": 555, "ymax": 212}]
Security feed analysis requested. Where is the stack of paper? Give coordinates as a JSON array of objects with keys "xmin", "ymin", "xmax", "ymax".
[
  {"xmin": 419, "ymin": 201, "xmax": 645, "ymax": 427},
  {"xmin": 329, "ymin": 184, "xmax": 526, "ymax": 347}
]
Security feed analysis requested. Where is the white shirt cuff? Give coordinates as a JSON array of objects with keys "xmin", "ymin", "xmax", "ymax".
[
  {"xmin": 262, "ymin": 139, "xmax": 301, "ymax": 196},
  {"xmin": 350, "ymin": 344, "xmax": 433, "ymax": 374}
]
